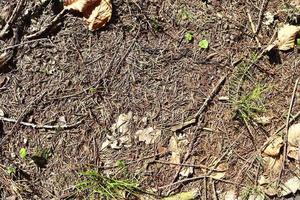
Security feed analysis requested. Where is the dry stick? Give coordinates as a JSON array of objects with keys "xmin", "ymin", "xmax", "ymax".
[
  {"xmin": 158, "ymin": 175, "xmax": 244, "ymax": 190},
  {"xmin": 0, "ymin": 116, "xmax": 83, "ymax": 130},
  {"xmin": 153, "ymin": 160, "xmax": 225, "ymax": 172},
  {"xmin": 277, "ymin": 78, "xmax": 299, "ymax": 186},
  {"xmin": 255, "ymin": 0, "xmax": 268, "ymax": 35},
  {"xmin": 0, "ymin": 0, "xmax": 25, "ymax": 38},
  {"xmin": 247, "ymin": 11, "xmax": 261, "ymax": 47},
  {"xmin": 99, "ymin": 151, "xmax": 170, "ymax": 170},
  {"xmin": 0, "ymin": 92, "xmax": 47, "ymax": 145},
  {"xmin": 167, "ymin": 75, "xmax": 227, "ymax": 192},
  {"xmin": 0, "ymin": 38, "xmax": 49, "ymax": 52},
  {"xmin": 25, "ymin": 9, "xmax": 67, "ymax": 40}
]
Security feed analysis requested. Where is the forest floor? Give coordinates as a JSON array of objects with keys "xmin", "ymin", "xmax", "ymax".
[{"xmin": 0, "ymin": 0, "xmax": 300, "ymax": 199}]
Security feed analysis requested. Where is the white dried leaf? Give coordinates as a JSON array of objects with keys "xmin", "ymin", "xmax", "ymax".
[
  {"xmin": 262, "ymin": 136, "xmax": 283, "ymax": 156},
  {"xmin": 111, "ymin": 112, "xmax": 132, "ymax": 135},
  {"xmin": 0, "ymin": 109, "xmax": 4, "ymax": 117},
  {"xmin": 224, "ymin": 190, "xmax": 237, "ymax": 200},
  {"xmin": 254, "ymin": 116, "xmax": 272, "ymax": 125},
  {"xmin": 262, "ymin": 155, "xmax": 283, "ymax": 175},
  {"xmin": 162, "ymin": 189, "xmax": 199, "ymax": 200},
  {"xmin": 179, "ymin": 167, "xmax": 193, "ymax": 177},
  {"xmin": 248, "ymin": 194, "xmax": 265, "ymax": 200},
  {"xmin": 280, "ymin": 177, "xmax": 300, "ymax": 196},
  {"xmin": 276, "ymin": 24, "xmax": 300, "ymax": 50},
  {"xmin": 263, "ymin": 12, "xmax": 274, "ymax": 26},
  {"xmin": 135, "ymin": 127, "xmax": 161, "ymax": 145},
  {"xmin": 288, "ymin": 123, "xmax": 300, "ymax": 146},
  {"xmin": 210, "ymin": 163, "xmax": 228, "ymax": 180},
  {"xmin": 169, "ymin": 135, "xmax": 188, "ymax": 164},
  {"xmin": 287, "ymin": 145, "xmax": 300, "ymax": 160}
]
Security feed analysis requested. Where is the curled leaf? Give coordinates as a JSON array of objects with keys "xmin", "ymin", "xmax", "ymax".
[
  {"xmin": 288, "ymin": 123, "xmax": 300, "ymax": 146},
  {"xmin": 270, "ymin": 24, "xmax": 300, "ymax": 51},
  {"xmin": 64, "ymin": 0, "xmax": 112, "ymax": 30},
  {"xmin": 162, "ymin": 189, "xmax": 199, "ymax": 200},
  {"xmin": 135, "ymin": 127, "xmax": 161, "ymax": 145},
  {"xmin": 262, "ymin": 136, "xmax": 283, "ymax": 157}
]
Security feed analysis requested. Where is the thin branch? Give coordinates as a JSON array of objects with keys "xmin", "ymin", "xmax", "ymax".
[
  {"xmin": 0, "ymin": 0, "xmax": 25, "ymax": 38},
  {"xmin": 153, "ymin": 160, "xmax": 225, "ymax": 172},
  {"xmin": 0, "ymin": 116, "xmax": 83, "ymax": 130},
  {"xmin": 25, "ymin": 9, "xmax": 67, "ymax": 40},
  {"xmin": 277, "ymin": 78, "xmax": 299, "ymax": 185}
]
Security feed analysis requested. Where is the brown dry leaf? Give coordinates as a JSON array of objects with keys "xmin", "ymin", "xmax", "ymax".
[
  {"xmin": 287, "ymin": 145, "xmax": 300, "ymax": 161},
  {"xmin": 169, "ymin": 135, "xmax": 188, "ymax": 164},
  {"xmin": 162, "ymin": 189, "xmax": 199, "ymax": 200},
  {"xmin": 64, "ymin": 0, "xmax": 91, "ymax": 12},
  {"xmin": 280, "ymin": 176, "xmax": 300, "ymax": 196},
  {"xmin": 291, "ymin": 0, "xmax": 300, "ymax": 7},
  {"xmin": 263, "ymin": 155, "xmax": 283, "ymax": 175},
  {"xmin": 64, "ymin": 0, "xmax": 112, "ymax": 30},
  {"xmin": 275, "ymin": 24, "xmax": 300, "ymax": 51},
  {"xmin": 288, "ymin": 123, "xmax": 300, "ymax": 146},
  {"xmin": 262, "ymin": 136, "xmax": 283, "ymax": 157},
  {"xmin": 210, "ymin": 163, "xmax": 228, "ymax": 180},
  {"xmin": 135, "ymin": 127, "xmax": 161, "ymax": 145}
]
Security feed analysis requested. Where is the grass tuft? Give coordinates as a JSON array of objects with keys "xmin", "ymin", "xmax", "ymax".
[{"xmin": 76, "ymin": 170, "xmax": 141, "ymax": 199}]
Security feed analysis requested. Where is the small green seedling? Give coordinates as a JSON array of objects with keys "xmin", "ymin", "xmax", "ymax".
[
  {"xmin": 178, "ymin": 8, "xmax": 192, "ymax": 21},
  {"xmin": 76, "ymin": 170, "xmax": 141, "ymax": 199},
  {"xmin": 19, "ymin": 148, "xmax": 27, "ymax": 159},
  {"xmin": 296, "ymin": 38, "xmax": 300, "ymax": 46},
  {"xmin": 184, "ymin": 32, "xmax": 193, "ymax": 42},
  {"xmin": 116, "ymin": 160, "xmax": 125, "ymax": 169},
  {"xmin": 198, "ymin": 39, "xmax": 209, "ymax": 49},
  {"xmin": 88, "ymin": 87, "xmax": 97, "ymax": 93},
  {"xmin": 6, "ymin": 166, "xmax": 16, "ymax": 176}
]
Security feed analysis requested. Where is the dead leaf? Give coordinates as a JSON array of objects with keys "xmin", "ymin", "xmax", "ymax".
[
  {"xmin": 272, "ymin": 24, "xmax": 300, "ymax": 51},
  {"xmin": 288, "ymin": 123, "xmax": 300, "ymax": 146},
  {"xmin": 263, "ymin": 12, "xmax": 275, "ymax": 26},
  {"xmin": 262, "ymin": 136, "xmax": 283, "ymax": 157},
  {"xmin": 262, "ymin": 155, "xmax": 283, "ymax": 175},
  {"xmin": 254, "ymin": 116, "xmax": 272, "ymax": 125},
  {"xmin": 287, "ymin": 145, "xmax": 300, "ymax": 160},
  {"xmin": 0, "ymin": 109, "xmax": 4, "ymax": 117},
  {"xmin": 210, "ymin": 163, "xmax": 228, "ymax": 180},
  {"xmin": 258, "ymin": 175, "xmax": 269, "ymax": 186},
  {"xmin": 248, "ymin": 194, "xmax": 265, "ymax": 200},
  {"xmin": 135, "ymin": 127, "xmax": 161, "ymax": 145},
  {"xmin": 169, "ymin": 135, "xmax": 188, "ymax": 164},
  {"xmin": 261, "ymin": 184, "xmax": 278, "ymax": 197},
  {"xmin": 64, "ymin": 0, "xmax": 112, "ymax": 31},
  {"xmin": 179, "ymin": 166, "xmax": 194, "ymax": 177},
  {"xmin": 101, "ymin": 112, "xmax": 133, "ymax": 149},
  {"xmin": 162, "ymin": 189, "xmax": 199, "ymax": 200},
  {"xmin": 223, "ymin": 190, "xmax": 237, "ymax": 200},
  {"xmin": 280, "ymin": 176, "xmax": 300, "ymax": 196},
  {"xmin": 111, "ymin": 112, "xmax": 133, "ymax": 135},
  {"xmin": 291, "ymin": 0, "xmax": 300, "ymax": 7}
]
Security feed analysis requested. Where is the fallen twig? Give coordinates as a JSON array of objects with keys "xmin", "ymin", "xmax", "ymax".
[
  {"xmin": 170, "ymin": 75, "xmax": 227, "ymax": 132},
  {"xmin": 277, "ymin": 77, "xmax": 299, "ymax": 185},
  {"xmin": 158, "ymin": 175, "xmax": 244, "ymax": 190},
  {"xmin": 0, "ymin": 116, "xmax": 83, "ymax": 130},
  {"xmin": 166, "ymin": 75, "xmax": 228, "ymax": 193},
  {"xmin": 247, "ymin": 10, "xmax": 261, "ymax": 47},
  {"xmin": 25, "ymin": 9, "xmax": 67, "ymax": 40},
  {"xmin": 0, "ymin": 0, "xmax": 25, "ymax": 39},
  {"xmin": 255, "ymin": 0, "xmax": 269, "ymax": 35},
  {"xmin": 153, "ymin": 160, "xmax": 225, "ymax": 172}
]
